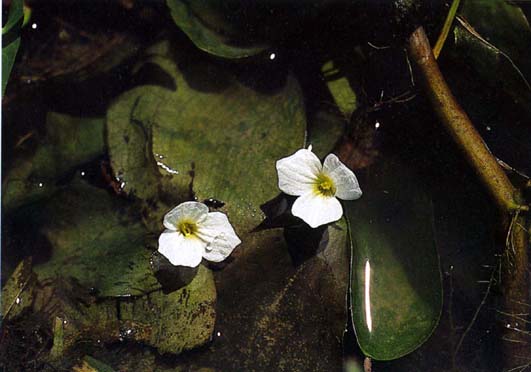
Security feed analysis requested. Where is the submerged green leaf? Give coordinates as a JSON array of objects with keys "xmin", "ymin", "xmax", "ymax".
[
  {"xmin": 32, "ymin": 265, "xmax": 216, "ymax": 355},
  {"xmin": 450, "ymin": 0, "xmax": 531, "ymax": 114},
  {"xmin": 166, "ymin": 0, "xmax": 267, "ymax": 59},
  {"xmin": 346, "ymin": 158, "xmax": 442, "ymax": 360},
  {"xmin": 3, "ymin": 112, "xmax": 105, "ymax": 213},
  {"xmin": 25, "ymin": 182, "xmax": 160, "ymax": 297}
]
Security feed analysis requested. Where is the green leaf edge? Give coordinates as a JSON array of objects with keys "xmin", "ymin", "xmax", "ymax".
[
  {"xmin": 345, "ymin": 211, "xmax": 443, "ymax": 361},
  {"xmin": 166, "ymin": 0, "xmax": 268, "ymax": 59}
]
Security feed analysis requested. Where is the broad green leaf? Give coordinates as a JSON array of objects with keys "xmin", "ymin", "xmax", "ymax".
[
  {"xmin": 3, "ymin": 112, "xmax": 105, "ymax": 213},
  {"xmin": 166, "ymin": 0, "xmax": 268, "ymax": 58},
  {"xmin": 23, "ymin": 181, "xmax": 161, "ymax": 297},
  {"xmin": 346, "ymin": 158, "xmax": 442, "ymax": 360},
  {"xmin": 31, "ymin": 265, "xmax": 216, "ymax": 355},
  {"xmin": 107, "ymin": 40, "xmax": 306, "ymax": 233}
]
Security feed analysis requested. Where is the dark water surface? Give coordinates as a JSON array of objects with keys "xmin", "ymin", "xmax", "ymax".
[{"xmin": 2, "ymin": 1, "xmax": 530, "ymax": 371}]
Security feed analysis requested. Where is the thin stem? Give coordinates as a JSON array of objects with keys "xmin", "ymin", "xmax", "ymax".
[{"xmin": 433, "ymin": 0, "xmax": 461, "ymax": 59}]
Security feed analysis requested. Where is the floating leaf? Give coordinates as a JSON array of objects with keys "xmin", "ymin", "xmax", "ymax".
[
  {"xmin": 19, "ymin": 181, "xmax": 161, "ymax": 297},
  {"xmin": 2, "ymin": 112, "xmax": 105, "ymax": 213},
  {"xmin": 107, "ymin": 40, "xmax": 306, "ymax": 233},
  {"xmin": 346, "ymin": 158, "xmax": 442, "ymax": 360},
  {"xmin": 32, "ymin": 265, "xmax": 216, "ymax": 355},
  {"xmin": 166, "ymin": 0, "xmax": 268, "ymax": 58}
]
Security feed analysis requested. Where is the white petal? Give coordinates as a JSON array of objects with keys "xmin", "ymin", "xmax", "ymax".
[
  {"xmin": 158, "ymin": 230, "xmax": 204, "ymax": 267},
  {"xmin": 163, "ymin": 201, "xmax": 209, "ymax": 230},
  {"xmin": 292, "ymin": 192, "xmax": 343, "ymax": 228},
  {"xmin": 276, "ymin": 148, "xmax": 322, "ymax": 196},
  {"xmin": 322, "ymin": 153, "xmax": 362, "ymax": 200},
  {"xmin": 197, "ymin": 212, "xmax": 241, "ymax": 262}
]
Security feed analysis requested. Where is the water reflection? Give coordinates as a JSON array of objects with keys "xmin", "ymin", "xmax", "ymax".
[{"xmin": 365, "ymin": 260, "xmax": 372, "ymax": 332}]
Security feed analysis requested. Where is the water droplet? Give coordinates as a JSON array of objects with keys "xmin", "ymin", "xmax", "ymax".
[
  {"xmin": 506, "ymin": 323, "xmax": 511, "ymax": 328},
  {"xmin": 269, "ymin": 52, "xmax": 276, "ymax": 60},
  {"xmin": 15, "ymin": 297, "xmax": 21, "ymax": 305},
  {"xmin": 216, "ymin": 331, "xmax": 222, "ymax": 337},
  {"xmin": 63, "ymin": 319, "xmax": 68, "ymax": 325},
  {"xmin": 375, "ymin": 121, "xmax": 380, "ymax": 129},
  {"xmin": 31, "ymin": 23, "xmax": 38, "ymax": 30},
  {"xmin": 38, "ymin": 182, "xmax": 43, "ymax": 188},
  {"xmin": 486, "ymin": 126, "xmax": 491, "ymax": 131},
  {"xmin": 80, "ymin": 171, "xmax": 86, "ymax": 176}
]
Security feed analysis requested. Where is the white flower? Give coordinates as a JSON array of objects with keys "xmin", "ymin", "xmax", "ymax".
[
  {"xmin": 158, "ymin": 201, "xmax": 241, "ymax": 267},
  {"xmin": 276, "ymin": 146, "xmax": 362, "ymax": 228}
]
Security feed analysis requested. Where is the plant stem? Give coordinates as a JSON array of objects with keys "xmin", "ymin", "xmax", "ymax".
[
  {"xmin": 407, "ymin": 26, "xmax": 530, "ymax": 368},
  {"xmin": 407, "ymin": 26, "xmax": 520, "ymax": 215}
]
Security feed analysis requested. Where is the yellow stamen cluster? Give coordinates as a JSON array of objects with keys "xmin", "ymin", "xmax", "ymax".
[
  {"xmin": 314, "ymin": 173, "xmax": 336, "ymax": 197},
  {"xmin": 178, "ymin": 220, "xmax": 198, "ymax": 237}
]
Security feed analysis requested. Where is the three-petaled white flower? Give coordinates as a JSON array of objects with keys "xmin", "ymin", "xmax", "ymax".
[
  {"xmin": 276, "ymin": 146, "xmax": 362, "ymax": 228},
  {"xmin": 158, "ymin": 201, "xmax": 241, "ymax": 267}
]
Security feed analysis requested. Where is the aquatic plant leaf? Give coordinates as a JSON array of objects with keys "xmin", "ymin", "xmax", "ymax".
[
  {"xmin": 444, "ymin": 1, "xmax": 531, "ymax": 176},
  {"xmin": 322, "ymin": 60, "xmax": 358, "ymax": 119},
  {"xmin": 73, "ymin": 356, "xmax": 116, "ymax": 372},
  {"xmin": 166, "ymin": 0, "xmax": 267, "ymax": 58},
  {"xmin": 2, "ymin": 112, "xmax": 105, "ymax": 213},
  {"xmin": 1, "ymin": 258, "xmax": 36, "ymax": 321},
  {"xmin": 2, "ymin": 0, "xmax": 24, "ymax": 36},
  {"xmin": 450, "ymin": 1, "xmax": 531, "ymax": 115},
  {"xmin": 33, "ymin": 265, "xmax": 215, "ymax": 356},
  {"xmin": 2, "ymin": 38, "xmax": 20, "ymax": 96},
  {"xmin": 346, "ymin": 158, "xmax": 442, "ymax": 360},
  {"xmin": 2, "ymin": 0, "xmax": 23, "ymax": 95},
  {"xmin": 107, "ymin": 40, "xmax": 306, "ymax": 233},
  {"xmin": 459, "ymin": 0, "xmax": 531, "ymax": 70},
  {"xmin": 25, "ymin": 182, "xmax": 160, "ymax": 297}
]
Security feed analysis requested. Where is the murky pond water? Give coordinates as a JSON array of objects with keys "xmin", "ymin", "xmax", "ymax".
[{"xmin": 2, "ymin": 1, "xmax": 530, "ymax": 371}]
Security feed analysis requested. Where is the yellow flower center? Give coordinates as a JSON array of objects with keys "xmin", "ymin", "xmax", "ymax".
[
  {"xmin": 314, "ymin": 173, "xmax": 336, "ymax": 197},
  {"xmin": 178, "ymin": 220, "xmax": 198, "ymax": 237}
]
